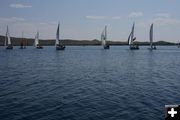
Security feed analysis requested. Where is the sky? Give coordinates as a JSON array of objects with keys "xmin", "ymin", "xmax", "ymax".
[{"xmin": 0, "ymin": 0, "xmax": 180, "ymax": 42}]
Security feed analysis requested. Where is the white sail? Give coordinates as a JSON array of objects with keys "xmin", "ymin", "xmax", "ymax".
[
  {"xmin": 101, "ymin": 31, "xmax": 105, "ymax": 46},
  {"xmin": 128, "ymin": 23, "xmax": 135, "ymax": 46},
  {"xmin": 34, "ymin": 31, "xmax": 39, "ymax": 47},
  {"xmin": 128, "ymin": 32, "xmax": 132, "ymax": 45},
  {"xmin": 101, "ymin": 26, "xmax": 107, "ymax": 46},
  {"xmin": 56, "ymin": 23, "xmax": 60, "ymax": 46},
  {"xmin": 150, "ymin": 23, "xmax": 153, "ymax": 48},
  {"xmin": 6, "ymin": 26, "xmax": 11, "ymax": 45},
  {"xmin": 131, "ymin": 23, "xmax": 135, "ymax": 45}
]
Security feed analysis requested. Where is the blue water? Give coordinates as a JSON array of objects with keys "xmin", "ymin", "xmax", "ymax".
[{"xmin": 0, "ymin": 46, "xmax": 180, "ymax": 120}]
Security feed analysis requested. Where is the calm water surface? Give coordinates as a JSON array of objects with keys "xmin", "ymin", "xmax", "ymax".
[{"xmin": 0, "ymin": 46, "xmax": 180, "ymax": 120}]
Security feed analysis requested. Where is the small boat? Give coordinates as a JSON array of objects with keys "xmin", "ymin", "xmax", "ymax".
[
  {"xmin": 55, "ymin": 22, "xmax": 65, "ymax": 50},
  {"xmin": 56, "ymin": 45, "xmax": 65, "ymax": 50},
  {"xmin": 36, "ymin": 45, "xmax": 43, "ymax": 49},
  {"xmin": 34, "ymin": 31, "xmax": 43, "ymax": 49},
  {"xmin": 148, "ymin": 23, "xmax": 156, "ymax": 50},
  {"xmin": 128, "ymin": 22, "xmax": 139, "ymax": 50},
  {"xmin": 101, "ymin": 25, "xmax": 110, "ymax": 49},
  {"xmin": 5, "ymin": 26, "xmax": 13, "ymax": 49},
  {"xmin": 6, "ymin": 45, "xmax": 13, "ymax": 49}
]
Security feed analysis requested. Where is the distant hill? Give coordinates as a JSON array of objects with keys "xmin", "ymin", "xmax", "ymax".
[{"xmin": 0, "ymin": 35, "xmax": 176, "ymax": 46}]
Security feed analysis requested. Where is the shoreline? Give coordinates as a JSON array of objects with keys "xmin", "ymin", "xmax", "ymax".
[{"xmin": 0, "ymin": 35, "xmax": 177, "ymax": 46}]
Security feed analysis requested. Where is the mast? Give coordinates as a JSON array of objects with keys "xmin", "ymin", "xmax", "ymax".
[
  {"xmin": 150, "ymin": 24, "xmax": 153, "ymax": 48},
  {"xmin": 56, "ymin": 22, "xmax": 60, "ymax": 46}
]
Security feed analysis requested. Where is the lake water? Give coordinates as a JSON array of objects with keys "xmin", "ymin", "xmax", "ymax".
[{"xmin": 0, "ymin": 46, "xmax": 180, "ymax": 120}]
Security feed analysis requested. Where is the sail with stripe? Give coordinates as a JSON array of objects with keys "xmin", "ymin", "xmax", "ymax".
[{"xmin": 128, "ymin": 23, "xmax": 135, "ymax": 45}]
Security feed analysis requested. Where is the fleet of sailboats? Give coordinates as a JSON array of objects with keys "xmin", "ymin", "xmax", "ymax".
[
  {"xmin": 5, "ymin": 26, "xmax": 13, "ymax": 49},
  {"xmin": 34, "ymin": 31, "xmax": 43, "ymax": 49},
  {"xmin": 148, "ymin": 23, "xmax": 156, "ymax": 50},
  {"xmin": 55, "ymin": 22, "xmax": 65, "ymax": 50},
  {"xmin": 2, "ymin": 22, "xmax": 179, "ymax": 50},
  {"xmin": 128, "ymin": 22, "xmax": 139, "ymax": 50},
  {"xmin": 101, "ymin": 25, "xmax": 110, "ymax": 49}
]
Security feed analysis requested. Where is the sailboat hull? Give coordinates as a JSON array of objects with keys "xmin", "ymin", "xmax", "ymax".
[
  {"xmin": 36, "ymin": 46, "xmax": 43, "ymax": 49},
  {"xmin": 36, "ymin": 47, "xmax": 43, "ymax": 49},
  {"xmin": 6, "ymin": 45, "xmax": 13, "ymax": 49},
  {"xmin": 56, "ymin": 45, "xmax": 65, "ymax": 50},
  {"xmin": 103, "ymin": 45, "xmax": 110, "ymax": 49},
  {"xmin": 129, "ymin": 45, "xmax": 139, "ymax": 50},
  {"xmin": 148, "ymin": 45, "xmax": 156, "ymax": 50}
]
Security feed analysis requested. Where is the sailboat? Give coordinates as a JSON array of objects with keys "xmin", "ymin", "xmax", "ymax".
[
  {"xmin": 34, "ymin": 31, "xmax": 43, "ymax": 49},
  {"xmin": 55, "ymin": 22, "xmax": 65, "ymax": 50},
  {"xmin": 101, "ymin": 25, "xmax": 110, "ymax": 49},
  {"xmin": 5, "ymin": 26, "xmax": 13, "ymax": 49},
  {"xmin": 148, "ymin": 23, "xmax": 156, "ymax": 50},
  {"xmin": 19, "ymin": 31, "xmax": 26, "ymax": 49},
  {"xmin": 128, "ymin": 22, "xmax": 139, "ymax": 50}
]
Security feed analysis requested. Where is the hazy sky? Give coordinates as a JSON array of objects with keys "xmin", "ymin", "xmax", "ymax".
[{"xmin": 0, "ymin": 0, "xmax": 180, "ymax": 42}]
